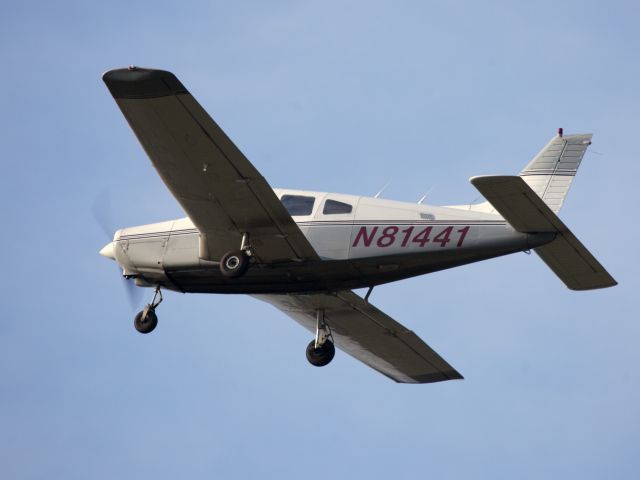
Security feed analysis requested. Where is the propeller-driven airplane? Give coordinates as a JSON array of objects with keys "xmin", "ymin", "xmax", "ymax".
[{"xmin": 100, "ymin": 66, "xmax": 616, "ymax": 384}]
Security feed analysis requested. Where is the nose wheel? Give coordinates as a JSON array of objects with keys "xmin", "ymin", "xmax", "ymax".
[
  {"xmin": 134, "ymin": 308, "xmax": 157, "ymax": 334},
  {"xmin": 134, "ymin": 286, "xmax": 162, "ymax": 334},
  {"xmin": 306, "ymin": 309, "xmax": 335, "ymax": 367}
]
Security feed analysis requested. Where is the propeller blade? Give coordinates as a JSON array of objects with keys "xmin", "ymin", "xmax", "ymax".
[
  {"xmin": 93, "ymin": 191, "xmax": 142, "ymax": 311},
  {"xmin": 92, "ymin": 190, "xmax": 115, "ymax": 240},
  {"xmin": 123, "ymin": 276, "xmax": 144, "ymax": 311}
]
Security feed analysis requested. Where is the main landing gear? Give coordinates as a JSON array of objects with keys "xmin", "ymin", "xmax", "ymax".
[
  {"xmin": 134, "ymin": 286, "xmax": 162, "ymax": 334},
  {"xmin": 306, "ymin": 309, "xmax": 335, "ymax": 367},
  {"xmin": 219, "ymin": 233, "xmax": 252, "ymax": 278}
]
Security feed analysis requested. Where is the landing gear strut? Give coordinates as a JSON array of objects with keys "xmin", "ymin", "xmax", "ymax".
[
  {"xmin": 220, "ymin": 233, "xmax": 251, "ymax": 278},
  {"xmin": 134, "ymin": 286, "xmax": 162, "ymax": 334},
  {"xmin": 306, "ymin": 309, "xmax": 335, "ymax": 367}
]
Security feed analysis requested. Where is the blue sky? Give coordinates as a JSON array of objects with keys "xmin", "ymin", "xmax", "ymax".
[{"xmin": 1, "ymin": 1, "xmax": 638, "ymax": 478}]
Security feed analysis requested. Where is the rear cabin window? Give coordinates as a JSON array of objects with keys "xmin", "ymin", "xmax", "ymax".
[
  {"xmin": 281, "ymin": 195, "xmax": 315, "ymax": 216},
  {"xmin": 323, "ymin": 199, "xmax": 353, "ymax": 215}
]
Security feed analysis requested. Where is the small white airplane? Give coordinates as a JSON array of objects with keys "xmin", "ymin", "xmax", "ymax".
[{"xmin": 100, "ymin": 66, "xmax": 616, "ymax": 384}]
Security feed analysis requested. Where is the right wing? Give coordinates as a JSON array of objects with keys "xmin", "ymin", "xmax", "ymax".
[
  {"xmin": 254, "ymin": 291, "xmax": 463, "ymax": 383},
  {"xmin": 103, "ymin": 67, "xmax": 319, "ymax": 264}
]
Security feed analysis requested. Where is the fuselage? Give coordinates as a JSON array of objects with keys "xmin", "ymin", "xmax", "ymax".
[{"xmin": 105, "ymin": 189, "xmax": 554, "ymax": 294}]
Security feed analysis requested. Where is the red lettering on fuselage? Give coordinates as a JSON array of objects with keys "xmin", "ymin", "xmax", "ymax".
[
  {"xmin": 352, "ymin": 226, "xmax": 379, "ymax": 247},
  {"xmin": 352, "ymin": 225, "xmax": 471, "ymax": 249}
]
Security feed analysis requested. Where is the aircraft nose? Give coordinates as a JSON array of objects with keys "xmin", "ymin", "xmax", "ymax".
[{"xmin": 100, "ymin": 242, "xmax": 116, "ymax": 260}]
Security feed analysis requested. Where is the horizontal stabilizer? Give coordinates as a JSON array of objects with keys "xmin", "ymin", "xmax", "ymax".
[{"xmin": 470, "ymin": 175, "xmax": 617, "ymax": 291}]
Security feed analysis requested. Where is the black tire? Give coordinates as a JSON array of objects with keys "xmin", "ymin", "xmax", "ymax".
[
  {"xmin": 134, "ymin": 308, "xmax": 158, "ymax": 334},
  {"xmin": 220, "ymin": 250, "xmax": 250, "ymax": 278},
  {"xmin": 306, "ymin": 339, "xmax": 335, "ymax": 367}
]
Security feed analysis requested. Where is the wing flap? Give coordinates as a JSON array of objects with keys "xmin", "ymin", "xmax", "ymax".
[
  {"xmin": 103, "ymin": 67, "xmax": 319, "ymax": 263},
  {"xmin": 254, "ymin": 291, "xmax": 463, "ymax": 383}
]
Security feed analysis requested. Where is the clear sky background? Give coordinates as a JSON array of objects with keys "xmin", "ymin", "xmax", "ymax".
[{"xmin": 1, "ymin": 1, "xmax": 638, "ymax": 478}]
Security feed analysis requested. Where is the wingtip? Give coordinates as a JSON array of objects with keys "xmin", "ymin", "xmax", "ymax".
[
  {"xmin": 568, "ymin": 278, "xmax": 618, "ymax": 291},
  {"xmin": 408, "ymin": 370, "xmax": 464, "ymax": 384},
  {"xmin": 102, "ymin": 66, "xmax": 188, "ymax": 99}
]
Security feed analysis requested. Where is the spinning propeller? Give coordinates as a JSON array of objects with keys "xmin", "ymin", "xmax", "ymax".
[{"xmin": 92, "ymin": 192, "xmax": 143, "ymax": 310}]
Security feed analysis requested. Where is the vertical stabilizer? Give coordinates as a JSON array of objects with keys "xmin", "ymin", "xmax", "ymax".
[{"xmin": 519, "ymin": 132, "xmax": 592, "ymax": 213}]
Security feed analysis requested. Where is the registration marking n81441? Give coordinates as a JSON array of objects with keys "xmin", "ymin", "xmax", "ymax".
[{"xmin": 352, "ymin": 225, "xmax": 470, "ymax": 248}]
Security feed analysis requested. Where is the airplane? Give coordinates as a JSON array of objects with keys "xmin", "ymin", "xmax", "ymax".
[{"xmin": 99, "ymin": 66, "xmax": 617, "ymax": 384}]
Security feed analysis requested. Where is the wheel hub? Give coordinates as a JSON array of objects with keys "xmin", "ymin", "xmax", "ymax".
[{"xmin": 225, "ymin": 256, "xmax": 240, "ymax": 270}]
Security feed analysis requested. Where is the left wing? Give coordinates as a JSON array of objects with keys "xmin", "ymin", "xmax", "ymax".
[
  {"xmin": 103, "ymin": 67, "xmax": 319, "ymax": 264},
  {"xmin": 254, "ymin": 291, "xmax": 463, "ymax": 383}
]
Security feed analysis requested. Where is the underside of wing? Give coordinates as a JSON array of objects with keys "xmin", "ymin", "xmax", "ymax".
[
  {"xmin": 254, "ymin": 291, "xmax": 463, "ymax": 384},
  {"xmin": 103, "ymin": 67, "xmax": 319, "ymax": 264}
]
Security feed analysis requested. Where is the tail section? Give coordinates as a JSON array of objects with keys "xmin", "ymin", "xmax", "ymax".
[
  {"xmin": 446, "ymin": 130, "xmax": 592, "ymax": 214},
  {"xmin": 470, "ymin": 175, "xmax": 616, "ymax": 290},
  {"xmin": 519, "ymin": 131, "xmax": 592, "ymax": 213}
]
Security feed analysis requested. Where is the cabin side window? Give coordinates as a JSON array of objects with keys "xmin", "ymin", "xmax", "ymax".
[
  {"xmin": 323, "ymin": 199, "xmax": 353, "ymax": 215},
  {"xmin": 281, "ymin": 195, "xmax": 315, "ymax": 216}
]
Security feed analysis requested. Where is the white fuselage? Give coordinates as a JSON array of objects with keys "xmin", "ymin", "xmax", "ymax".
[{"xmin": 108, "ymin": 189, "xmax": 553, "ymax": 294}]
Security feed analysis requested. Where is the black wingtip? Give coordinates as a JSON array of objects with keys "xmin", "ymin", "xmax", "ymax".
[
  {"xmin": 102, "ymin": 66, "xmax": 188, "ymax": 99},
  {"xmin": 407, "ymin": 370, "xmax": 464, "ymax": 384}
]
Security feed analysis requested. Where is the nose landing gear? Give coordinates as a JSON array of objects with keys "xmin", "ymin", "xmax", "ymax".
[
  {"xmin": 306, "ymin": 309, "xmax": 335, "ymax": 367},
  {"xmin": 134, "ymin": 286, "xmax": 162, "ymax": 334}
]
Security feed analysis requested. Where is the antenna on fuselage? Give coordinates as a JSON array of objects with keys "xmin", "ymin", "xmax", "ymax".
[
  {"xmin": 373, "ymin": 182, "xmax": 391, "ymax": 199},
  {"xmin": 417, "ymin": 187, "xmax": 434, "ymax": 204}
]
